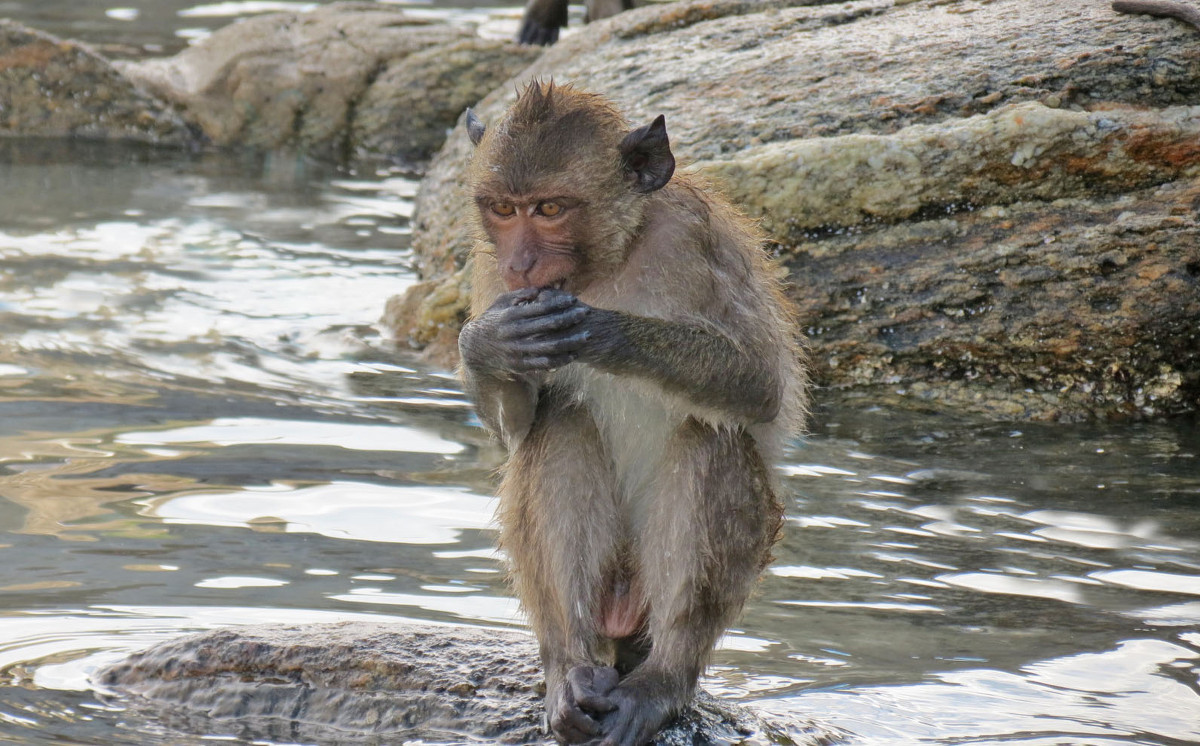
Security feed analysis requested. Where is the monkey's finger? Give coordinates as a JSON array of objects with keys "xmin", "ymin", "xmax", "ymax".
[
  {"xmin": 574, "ymin": 691, "xmax": 616, "ymax": 716},
  {"xmin": 534, "ymin": 286, "xmax": 581, "ymax": 305},
  {"xmin": 511, "ymin": 331, "xmax": 589, "ymax": 357},
  {"xmin": 498, "ymin": 292, "xmax": 580, "ymax": 322},
  {"xmin": 501, "ymin": 306, "xmax": 589, "ymax": 339},
  {"xmin": 554, "ymin": 713, "xmax": 600, "ymax": 743},
  {"xmin": 492, "ymin": 287, "xmax": 541, "ymax": 309},
  {"xmin": 550, "ymin": 699, "xmax": 602, "ymax": 741},
  {"xmin": 516, "ymin": 352, "xmax": 578, "ymax": 372},
  {"xmin": 567, "ymin": 666, "xmax": 618, "ymax": 716}
]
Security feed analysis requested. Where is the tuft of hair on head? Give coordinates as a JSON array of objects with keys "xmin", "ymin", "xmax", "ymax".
[{"xmin": 506, "ymin": 79, "xmax": 625, "ymax": 134}]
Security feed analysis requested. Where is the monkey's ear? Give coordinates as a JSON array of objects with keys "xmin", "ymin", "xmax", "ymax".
[
  {"xmin": 466, "ymin": 108, "xmax": 486, "ymax": 146},
  {"xmin": 620, "ymin": 114, "xmax": 675, "ymax": 193}
]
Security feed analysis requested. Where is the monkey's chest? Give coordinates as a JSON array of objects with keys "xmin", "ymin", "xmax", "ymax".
[{"xmin": 554, "ymin": 369, "xmax": 676, "ymax": 505}]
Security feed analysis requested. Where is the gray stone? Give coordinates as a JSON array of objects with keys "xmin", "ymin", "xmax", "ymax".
[
  {"xmin": 97, "ymin": 622, "xmax": 838, "ymax": 745},
  {"xmin": 116, "ymin": 2, "xmax": 538, "ymax": 161}
]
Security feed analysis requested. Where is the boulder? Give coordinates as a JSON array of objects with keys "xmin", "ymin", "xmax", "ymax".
[
  {"xmin": 395, "ymin": 0, "xmax": 1200, "ymax": 420},
  {"xmin": 97, "ymin": 622, "xmax": 837, "ymax": 745},
  {"xmin": 115, "ymin": 2, "xmax": 540, "ymax": 162},
  {"xmin": 0, "ymin": 20, "xmax": 190, "ymax": 143}
]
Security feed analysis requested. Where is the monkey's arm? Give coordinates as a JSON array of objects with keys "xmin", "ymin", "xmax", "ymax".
[
  {"xmin": 458, "ymin": 288, "xmax": 589, "ymax": 446},
  {"xmin": 580, "ymin": 306, "xmax": 782, "ymax": 424},
  {"xmin": 517, "ymin": 0, "xmax": 568, "ymax": 45}
]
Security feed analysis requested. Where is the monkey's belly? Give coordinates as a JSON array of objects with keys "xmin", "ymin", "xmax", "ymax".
[{"xmin": 598, "ymin": 576, "xmax": 645, "ymax": 639}]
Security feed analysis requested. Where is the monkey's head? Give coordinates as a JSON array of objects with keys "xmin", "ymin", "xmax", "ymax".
[{"xmin": 465, "ymin": 81, "xmax": 675, "ymax": 293}]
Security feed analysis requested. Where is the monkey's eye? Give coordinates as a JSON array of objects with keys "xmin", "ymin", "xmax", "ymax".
[
  {"xmin": 537, "ymin": 201, "xmax": 563, "ymax": 218},
  {"xmin": 492, "ymin": 202, "xmax": 516, "ymax": 217}
]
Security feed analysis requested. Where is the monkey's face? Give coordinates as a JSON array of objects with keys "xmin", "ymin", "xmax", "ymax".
[
  {"xmin": 475, "ymin": 195, "xmax": 584, "ymax": 292},
  {"xmin": 464, "ymin": 81, "xmax": 675, "ymax": 293}
]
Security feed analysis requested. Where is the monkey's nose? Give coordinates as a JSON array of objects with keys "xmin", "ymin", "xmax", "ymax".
[{"xmin": 505, "ymin": 252, "xmax": 538, "ymax": 287}]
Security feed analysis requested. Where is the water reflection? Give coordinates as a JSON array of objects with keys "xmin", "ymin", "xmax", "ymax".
[{"xmin": 142, "ymin": 481, "xmax": 493, "ymax": 544}]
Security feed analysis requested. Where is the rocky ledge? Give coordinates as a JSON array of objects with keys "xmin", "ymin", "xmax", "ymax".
[
  {"xmin": 96, "ymin": 622, "xmax": 837, "ymax": 745},
  {"xmin": 394, "ymin": 0, "xmax": 1200, "ymax": 421},
  {"xmin": 2, "ymin": 0, "xmax": 1197, "ymax": 420}
]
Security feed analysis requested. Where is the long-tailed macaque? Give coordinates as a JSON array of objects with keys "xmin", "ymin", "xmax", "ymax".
[
  {"xmin": 457, "ymin": 82, "xmax": 808, "ymax": 746},
  {"xmin": 518, "ymin": 0, "xmax": 632, "ymax": 45}
]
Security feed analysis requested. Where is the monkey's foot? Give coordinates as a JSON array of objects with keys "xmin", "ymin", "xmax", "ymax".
[
  {"xmin": 517, "ymin": 18, "xmax": 560, "ymax": 45},
  {"xmin": 548, "ymin": 665, "xmax": 619, "ymax": 744},
  {"xmin": 593, "ymin": 679, "xmax": 676, "ymax": 746}
]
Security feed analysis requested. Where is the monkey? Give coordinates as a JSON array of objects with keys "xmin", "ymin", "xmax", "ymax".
[
  {"xmin": 457, "ymin": 81, "xmax": 807, "ymax": 746},
  {"xmin": 518, "ymin": 0, "xmax": 634, "ymax": 45}
]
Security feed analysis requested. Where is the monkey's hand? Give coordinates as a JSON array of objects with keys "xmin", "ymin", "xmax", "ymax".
[
  {"xmin": 548, "ymin": 665, "xmax": 618, "ymax": 744},
  {"xmin": 459, "ymin": 287, "xmax": 590, "ymax": 377},
  {"xmin": 591, "ymin": 675, "xmax": 678, "ymax": 746}
]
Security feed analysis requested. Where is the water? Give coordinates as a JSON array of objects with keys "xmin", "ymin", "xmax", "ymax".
[{"xmin": 1, "ymin": 3, "xmax": 1200, "ymax": 745}]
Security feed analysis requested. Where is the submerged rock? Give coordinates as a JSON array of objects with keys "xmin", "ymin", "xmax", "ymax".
[
  {"xmin": 0, "ymin": 20, "xmax": 191, "ymax": 144},
  {"xmin": 395, "ymin": 0, "xmax": 1200, "ymax": 420},
  {"xmin": 96, "ymin": 622, "xmax": 836, "ymax": 745}
]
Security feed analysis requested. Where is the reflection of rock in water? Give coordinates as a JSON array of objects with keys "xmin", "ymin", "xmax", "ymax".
[{"xmin": 97, "ymin": 622, "xmax": 836, "ymax": 745}]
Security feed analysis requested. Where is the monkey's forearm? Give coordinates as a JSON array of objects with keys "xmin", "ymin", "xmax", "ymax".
[
  {"xmin": 460, "ymin": 367, "xmax": 538, "ymax": 447},
  {"xmin": 458, "ymin": 312, "xmax": 544, "ymax": 447},
  {"xmin": 582, "ymin": 310, "xmax": 781, "ymax": 423}
]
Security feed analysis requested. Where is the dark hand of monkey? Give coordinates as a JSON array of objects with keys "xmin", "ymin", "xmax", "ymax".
[
  {"xmin": 459, "ymin": 287, "xmax": 590, "ymax": 376},
  {"xmin": 590, "ymin": 676, "xmax": 675, "ymax": 746},
  {"xmin": 549, "ymin": 666, "xmax": 619, "ymax": 744}
]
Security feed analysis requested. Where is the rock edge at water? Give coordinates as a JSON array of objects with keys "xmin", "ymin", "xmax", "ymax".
[{"xmin": 96, "ymin": 621, "xmax": 837, "ymax": 745}]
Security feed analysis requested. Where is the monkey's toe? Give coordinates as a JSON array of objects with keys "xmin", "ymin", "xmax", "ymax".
[
  {"xmin": 594, "ymin": 684, "xmax": 672, "ymax": 746},
  {"xmin": 567, "ymin": 664, "xmax": 618, "ymax": 715}
]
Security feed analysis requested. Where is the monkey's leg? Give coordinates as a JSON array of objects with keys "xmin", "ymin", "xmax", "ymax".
[
  {"xmin": 517, "ymin": 0, "xmax": 567, "ymax": 45},
  {"xmin": 497, "ymin": 395, "xmax": 625, "ymax": 744},
  {"xmin": 599, "ymin": 420, "xmax": 783, "ymax": 746}
]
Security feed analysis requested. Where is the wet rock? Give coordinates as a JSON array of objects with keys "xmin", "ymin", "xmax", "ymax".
[
  {"xmin": 349, "ymin": 38, "xmax": 542, "ymax": 164},
  {"xmin": 96, "ymin": 622, "xmax": 836, "ymax": 745},
  {"xmin": 397, "ymin": 0, "xmax": 1200, "ymax": 420},
  {"xmin": 116, "ymin": 3, "xmax": 539, "ymax": 162},
  {"xmin": 0, "ymin": 20, "xmax": 191, "ymax": 144}
]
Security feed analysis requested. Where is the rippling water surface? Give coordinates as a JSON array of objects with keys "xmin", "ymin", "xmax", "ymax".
[{"xmin": 2, "ymin": 4, "xmax": 1200, "ymax": 745}]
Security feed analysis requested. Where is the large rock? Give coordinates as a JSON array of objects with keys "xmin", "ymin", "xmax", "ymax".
[
  {"xmin": 394, "ymin": 0, "xmax": 1200, "ymax": 420},
  {"xmin": 116, "ymin": 2, "xmax": 539, "ymax": 162},
  {"xmin": 0, "ymin": 20, "xmax": 190, "ymax": 143},
  {"xmin": 96, "ymin": 622, "xmax": 836, "ymax": 745}
]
